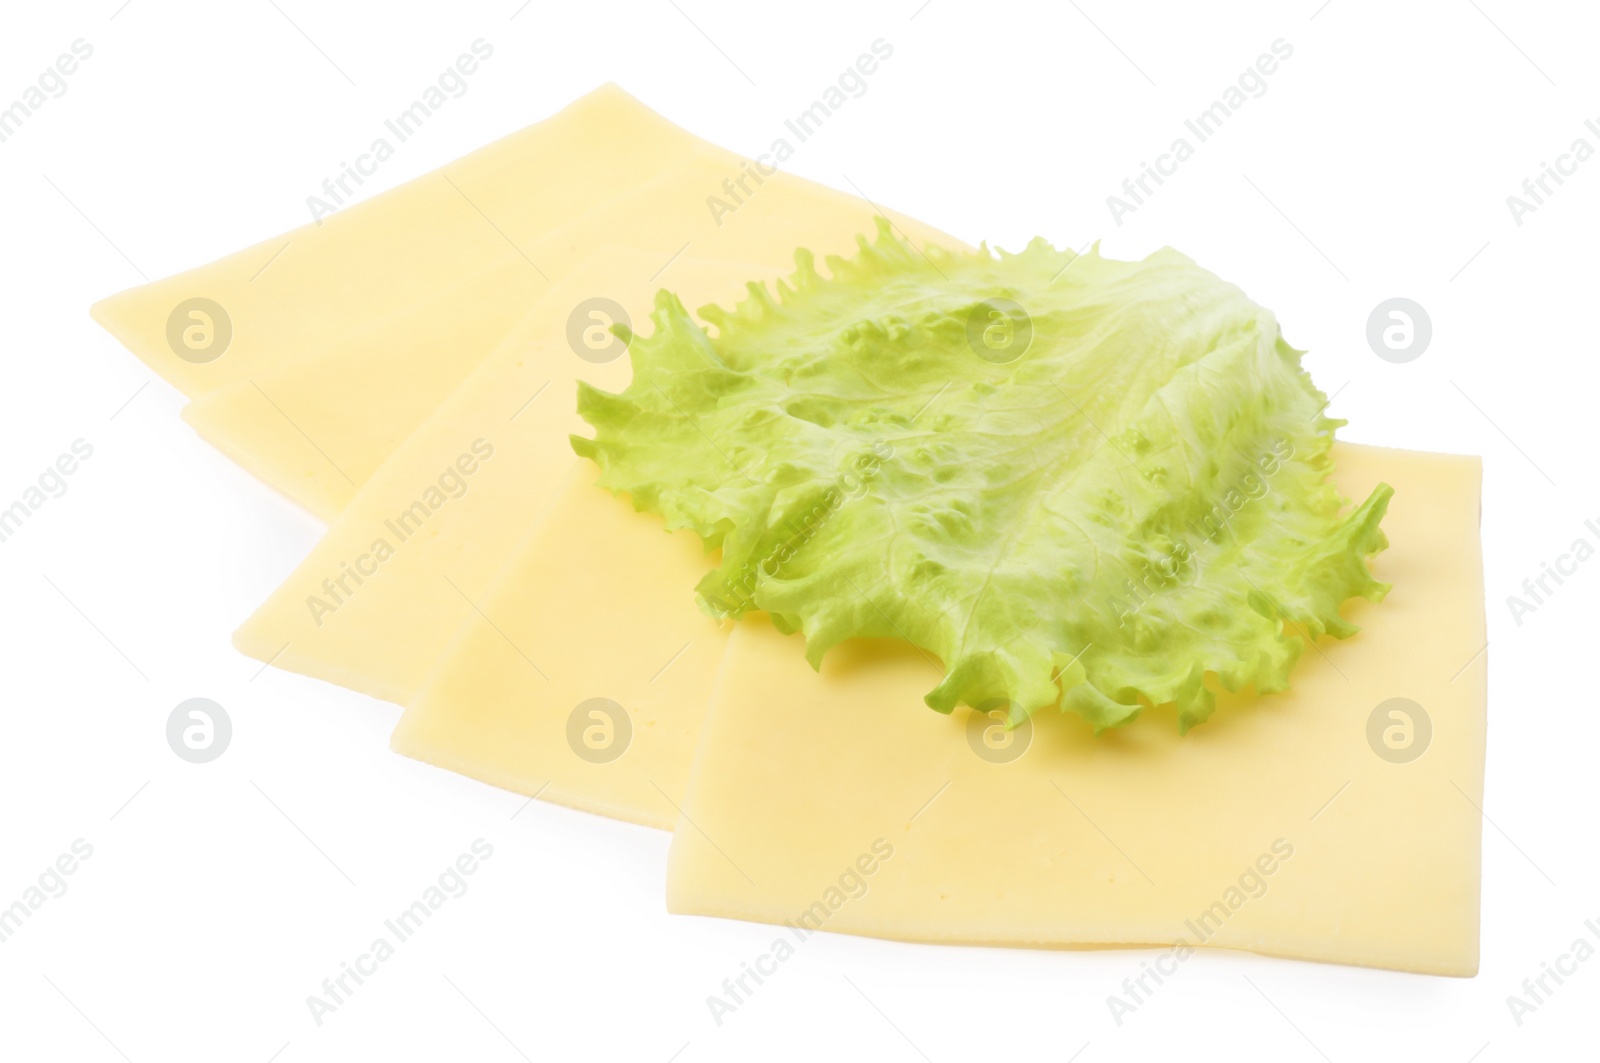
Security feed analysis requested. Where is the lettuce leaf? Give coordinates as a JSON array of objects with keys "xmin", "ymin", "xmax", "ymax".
[{"xmin": 573, "ymin": 220, "xmax": 1391, "ymax": 731}]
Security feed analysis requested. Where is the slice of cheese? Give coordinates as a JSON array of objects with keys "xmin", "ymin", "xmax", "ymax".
[
  {"xmin": 178, "ymin": 260, "xmax": 540, "ymax": 519},
  {"xmin": 229, "ymin": 249, "xmax": 752, "ymax": 701},
  {"xmin": 91, "ymin": 84, "xmax": 706, "ymax": 397},
  {"xmin": 179, "ymin": 153, "xmax": 956, "ymax": 519},
  {"xmin": 231, "ymin": 218, "xmax": 967, "ymax": 703},
  {"xmin": 666, "ymin": 444, "xmax": 1486, "ymax": 975},
  {"xmin": 391, "ymin": 462, "xmax": 724, "ymax": 829}
]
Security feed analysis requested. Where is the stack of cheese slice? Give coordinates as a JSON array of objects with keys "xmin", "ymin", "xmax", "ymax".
[{"xmin": 93, "ymin": 84, "xmax": 1486, "ymax": 976}]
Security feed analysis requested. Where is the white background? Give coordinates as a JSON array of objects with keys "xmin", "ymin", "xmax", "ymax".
[{"xmin": 1, "ymin": 0, "xmax": 1595, "ymax": 1059}]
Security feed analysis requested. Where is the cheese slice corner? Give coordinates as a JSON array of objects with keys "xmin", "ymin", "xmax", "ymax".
[{"xmin": 90, "ymin": 83, "xmax": 712, "ymax": 398}]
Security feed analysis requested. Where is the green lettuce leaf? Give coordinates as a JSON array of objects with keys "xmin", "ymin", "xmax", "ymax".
[{"xmin": 573, "ymin": 220, "xmax": 1391, "ymax": 731}]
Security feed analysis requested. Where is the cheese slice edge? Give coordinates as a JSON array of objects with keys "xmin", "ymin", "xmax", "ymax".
[
  {"xmin": 91, "ymin": 84, "xmax": 704, "ymax": 397},
  {"xmin": 232, "ymin": 190, "xmax": 965, "ymax": 699},
  {"xmin": 178, "ymin": 153, "xmax": 958, "ymax": 520}
]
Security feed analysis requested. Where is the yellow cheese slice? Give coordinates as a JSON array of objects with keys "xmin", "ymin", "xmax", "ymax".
[
  {"xmin": 177, "ymin": 259, "xmax": 540, "ymax": 520},
  {"xmin": 179, "ymin": 154, "xmax": 955, "ymax": 519},
  {"xmin": 665, "ymin": 443, "xmax": 1485, "ymax": 975},
  {"xmin": 91, "ymin": 83, "xmax": 706, "ymax": 397},
  {"xmin": 230, "ymin": 225, "xmax": 965, "ymax": 702},
  {"xmin": 228, "ymin": 249, "xmax": 750, "ymax": 701},
  {"xmin": 391, "ymin": 461, "xmax": 722, "ymax": 829}
]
